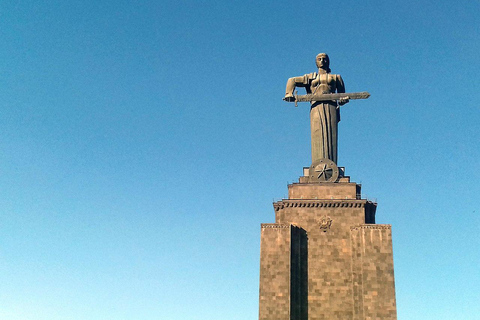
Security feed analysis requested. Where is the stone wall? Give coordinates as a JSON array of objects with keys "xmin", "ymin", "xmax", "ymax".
[{"xmin": 258, "ymin": 180, "xmax": 397, "ymax": 320}]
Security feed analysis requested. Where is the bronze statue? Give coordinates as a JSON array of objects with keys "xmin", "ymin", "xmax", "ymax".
[{"xmin": 284, "ymin": 53, "xmax": 351, "ymax": 165}]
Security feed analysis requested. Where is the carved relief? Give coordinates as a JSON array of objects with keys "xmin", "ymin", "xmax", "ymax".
[{"xmin": 317, "ymin": 216, "xmax": 333, "ymax": 232}]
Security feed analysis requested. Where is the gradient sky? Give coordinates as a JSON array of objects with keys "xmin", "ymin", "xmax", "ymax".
[{"xmin": 1, "ymin": 1, "xmax": 479, "ymax": 319}]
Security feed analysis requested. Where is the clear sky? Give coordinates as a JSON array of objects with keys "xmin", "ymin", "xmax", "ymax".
[{"xmin": 1, "ymin": 0, "xmax": 479, "ymax": 319}]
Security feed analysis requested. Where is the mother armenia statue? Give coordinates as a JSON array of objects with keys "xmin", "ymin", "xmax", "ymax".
[{"xmin": 283, "ymin": 53, "xmax": 349, "ymax": 165}]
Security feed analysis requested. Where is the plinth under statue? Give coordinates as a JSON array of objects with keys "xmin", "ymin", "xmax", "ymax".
[{"xmin": 258, "ymin": 54, "xmax": 397, "ymax": 320}]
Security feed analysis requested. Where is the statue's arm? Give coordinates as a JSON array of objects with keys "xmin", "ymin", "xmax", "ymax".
[
  {"xmin": 336, "ymin": 75, "xmax": 349, "ymax": 105},
  {"xmin": 336, "ymin": 75, "xmax": 346, "ymax": 93},
  {"xmin": 284, "ymin": 74, "xmax": 313, "ymax": 101}
]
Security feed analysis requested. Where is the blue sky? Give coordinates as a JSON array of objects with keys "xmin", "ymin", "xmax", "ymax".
[{"xmin": 0, "ymin": 0, "xmax": 479, "ymax": 319}]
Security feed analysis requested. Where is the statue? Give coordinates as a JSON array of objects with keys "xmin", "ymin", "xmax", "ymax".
[
  {"xmin": 284, "ymin": 53, "xmax": 349, "ymax": 165},
  {"xmin": 283, "ymin": 53, "xmax": 370, "ymax": 168}
]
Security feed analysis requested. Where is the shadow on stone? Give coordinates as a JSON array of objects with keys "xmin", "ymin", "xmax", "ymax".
[{"xmin": 290, "ymin": 226, "xmax": 308, "ymax": 320}]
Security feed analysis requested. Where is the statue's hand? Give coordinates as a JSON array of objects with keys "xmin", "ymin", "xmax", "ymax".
[
  {"xmin": 283, "ymin": 95, "xmax": 296, "ymax": 102},
  {"xmin": 338, "ymin": 96, "xmax": 350, "ymax": 105}
]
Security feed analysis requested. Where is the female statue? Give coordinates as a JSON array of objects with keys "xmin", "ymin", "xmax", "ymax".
[{"xmin": 284, "ymin": 53, "xmax": 348, "ymax": 164}]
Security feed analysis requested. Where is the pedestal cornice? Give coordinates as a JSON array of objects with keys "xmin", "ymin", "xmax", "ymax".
[{"xmin": 273, "ymin": 199, "xmax": 376, "ymax": 212}]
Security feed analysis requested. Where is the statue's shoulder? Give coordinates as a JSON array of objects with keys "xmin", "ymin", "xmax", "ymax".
[{"xmin": 305, "ymin": 72, "xmax": 317, "ymax": 80}]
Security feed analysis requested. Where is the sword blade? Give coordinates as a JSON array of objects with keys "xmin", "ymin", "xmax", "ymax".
[{"xmin": 295, "ymin": 91, "xmax": 370, "ymax": 103}]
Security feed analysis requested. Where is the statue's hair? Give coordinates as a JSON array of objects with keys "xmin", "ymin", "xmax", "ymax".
[{"xmin": 316, "ymin": 53, "xmax": 331, "ymax": 73}]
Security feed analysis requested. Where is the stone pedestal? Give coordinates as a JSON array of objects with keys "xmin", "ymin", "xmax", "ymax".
[{"xmin": 259, "ymin": 172, "xmax": 397, "ymax": 320}]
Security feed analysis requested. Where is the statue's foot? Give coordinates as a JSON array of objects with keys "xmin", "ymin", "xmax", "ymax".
[{"xmin": 283, "ymin": 95, "xmax": 295, "ymax": 102}]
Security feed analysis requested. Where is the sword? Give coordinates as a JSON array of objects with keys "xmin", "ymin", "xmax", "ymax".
[{"xmin": 287, "ymin": 91, "xmax": 370, "ymax": 107}]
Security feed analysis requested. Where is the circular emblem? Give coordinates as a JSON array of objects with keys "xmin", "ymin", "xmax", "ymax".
[
  {"xmin": 308, "ymin": 158, "xmax": 339, "ymax": 183},
  {"xmin": 317, "ymin": 216, "xmax": 333, "ymax": 232}
]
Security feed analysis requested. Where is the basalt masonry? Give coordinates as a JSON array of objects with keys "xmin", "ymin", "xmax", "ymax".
[{"xmin": 258, "ymin": 172, "xmax": 397, "ymax": 320}]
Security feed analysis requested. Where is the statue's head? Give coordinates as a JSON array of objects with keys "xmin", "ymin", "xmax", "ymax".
[{"xmin": 316, "ymin": 53, "xmax": 331, "ymax": 73}]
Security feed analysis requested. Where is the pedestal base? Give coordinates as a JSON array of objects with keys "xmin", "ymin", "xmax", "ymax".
[{"xmin": 259, "ymin": 170, "xmax": 397, "ymax": 320}]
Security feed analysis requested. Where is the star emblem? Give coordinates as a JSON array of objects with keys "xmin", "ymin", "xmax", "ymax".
[
  {"xmin": 315, "ymin": 164, "xmax": 333, "ymax": 180},
  {"xmin": 308, "ymin": 158, "xmax": 339, "ymax": 183}
]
